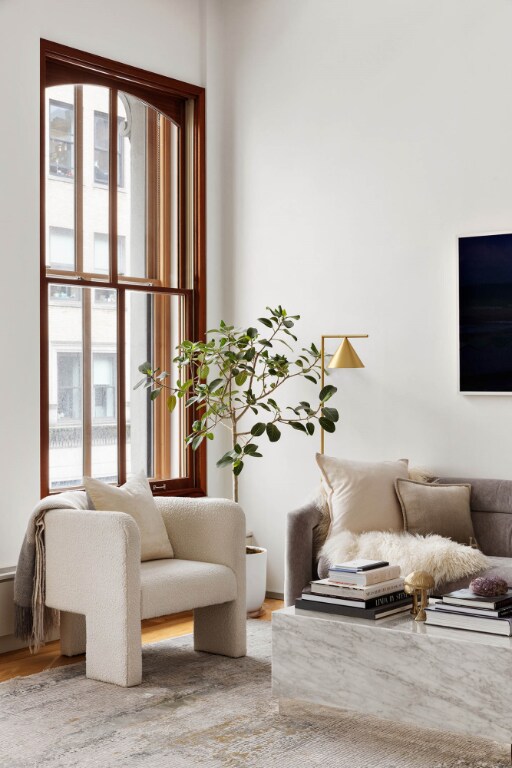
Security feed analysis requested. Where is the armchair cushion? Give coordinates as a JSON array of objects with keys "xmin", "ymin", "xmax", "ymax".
[
  {"xmin": 140, "ymin": 559, "xmax": 237, "ymax": 619},
  {"xmin": 84, "ymin": 471, "xmax": 174, "ymax": 561}
]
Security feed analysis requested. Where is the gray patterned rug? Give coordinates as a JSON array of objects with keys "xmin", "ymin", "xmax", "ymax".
[{"xmin": 0, "ymin": 620, "xmax": 509, "ymax": 768}]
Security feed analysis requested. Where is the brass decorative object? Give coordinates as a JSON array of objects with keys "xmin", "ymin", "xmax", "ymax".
[
  {"xmin": 320, "ymin": 334, "xmax": 368, "ymax": 453},
  {"xmin": 404, "ymin": 571, "xmax": 435, "ymax": 622}
]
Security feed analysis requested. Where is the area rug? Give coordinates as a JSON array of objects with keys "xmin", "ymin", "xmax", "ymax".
[{"xmin": 0, "ymin": 620, "xmax": 508, "ymax": 768}]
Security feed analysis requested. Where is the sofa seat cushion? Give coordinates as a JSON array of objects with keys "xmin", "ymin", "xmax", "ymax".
[
  {"xmin": 435, "ymin": 556, "xmax": 512, "ymax": 596},
  {"xmin": 140, "ymin": 559, "xmax": 237, "ymax": 619}
]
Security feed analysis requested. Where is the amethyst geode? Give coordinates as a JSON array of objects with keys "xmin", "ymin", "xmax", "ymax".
[{"xmin": 469, "ymin": 576, "xmax": 508, "ymax": 597}]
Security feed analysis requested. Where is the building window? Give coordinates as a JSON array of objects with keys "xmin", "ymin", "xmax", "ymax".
[
  {"xmin": 57, "ymin": 353, "xmax": 82, "ymax": 422},
  {"xmin": 94, "ymin": 112, "xmax": 125, "ymax": 187},
  {"xmin": 41, "ymin": 40, "xmax": 206, "ymax": 495},
  {"xmin": 93, "ymin": 233, "xmax": 125, "ymax": 275},
  {"xmin": 49, "ymin": 99, "xmax": 74, "ymax": 178},
  {"xmin": 48, "ymin": 226, "xmax": 74, "ymax": 270},
  {"xmin": 93, "ymin": 353, "xmax": 116, "ymax": 420}
]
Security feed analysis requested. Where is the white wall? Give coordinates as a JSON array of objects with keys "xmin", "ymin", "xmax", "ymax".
[
  {"xmin": 206, "ymin": 0, "xmax": 512, "ymax": 592},
  {"xmin": 0, "ymin": 0, "xmax": 206, "ymax": 567}
]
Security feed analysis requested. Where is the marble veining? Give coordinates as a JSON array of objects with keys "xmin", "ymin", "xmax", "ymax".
[{"xmin": 272, "ymin": 606, "xmax": 512, "ymax": 744}]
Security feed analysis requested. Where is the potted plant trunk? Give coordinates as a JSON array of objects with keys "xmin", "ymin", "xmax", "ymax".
[{"xmin": 138, "ymin": 305, "xmax": 339, "ymax": 615}]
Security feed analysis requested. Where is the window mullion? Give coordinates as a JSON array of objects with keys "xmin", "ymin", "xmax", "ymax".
[
  {"xmin": 75, "ymin": 86, "xmax": 84, "ymax": 274},
  {"xmin": 109, "ymin": 88, "xmax": 118, "ymax": 284},
  {"xmin": 82, "ymin": 287, "xmax": 92, "ymax": 477}
]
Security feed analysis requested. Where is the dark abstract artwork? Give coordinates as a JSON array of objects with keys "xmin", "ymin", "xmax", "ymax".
[{"xmin": 459, "ymin": 233, "xmax": 512, "ymax": 392}]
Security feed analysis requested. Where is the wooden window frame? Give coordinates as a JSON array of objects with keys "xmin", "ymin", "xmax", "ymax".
[{"xmin": 40, "ymin": 39, "xmax": 206, "ymax": 498}]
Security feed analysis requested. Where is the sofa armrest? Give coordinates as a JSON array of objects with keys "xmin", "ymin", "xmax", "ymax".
[
  {"xmin": 284, "ymin": 501, "xmax": 322, "ymax": 607},
  {"xmin": 45, "ymin": 509, "xmax": 141, "ymax": 613}
]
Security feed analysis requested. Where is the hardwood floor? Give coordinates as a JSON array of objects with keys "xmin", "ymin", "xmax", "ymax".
[{"xmin": 0, "ymin": 598, "xmax": 283, "ymax": 683}]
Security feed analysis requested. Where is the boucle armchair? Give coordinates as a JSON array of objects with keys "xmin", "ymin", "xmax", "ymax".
[{"xmin": 44, "ymin": 496, "xmax": 246, "ymax": 687}]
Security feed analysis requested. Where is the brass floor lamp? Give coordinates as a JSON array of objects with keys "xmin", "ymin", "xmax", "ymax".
[{"xmin": 320, "ymin": 334, "xmax": 368, "ymax": 454}]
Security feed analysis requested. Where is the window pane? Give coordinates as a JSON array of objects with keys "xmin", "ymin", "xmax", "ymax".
[
  {"xmin": 125, "ymin": 291, "xmax": 186, "ymax": 480},
  {"xmin": 48, "ymin": 284, "xmax": 118, "ymax": 487},
  {"xmin": 83, "ymin": 86, "xmax": 110, "ymax": 276},
  {"xmin": 49, "ymin": 285, "xmax": 83, "ymax": 489},
  {"xmin": 46, "ymin": 86, "xmax": 75, "ymax": 272},
  {"xmin": 48, "ymin": 226, "xmax": 74, "ymax": 270},
  {"xmin": 117, "ymin": 93, "xmax": 181, "ymax": 286},
  {"xmin": 91, "ymin": 290, "xmax": 118, "ymax": 482}
]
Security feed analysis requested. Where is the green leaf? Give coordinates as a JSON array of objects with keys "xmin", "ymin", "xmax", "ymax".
[
  {"xmin": 150, "ymin": 389, "xmax": 161, "ymax": 401},
  {"xmin": 319, "ymin": 416, "xmax": 336, "ymax": 433},
  {"xmin": 216, "ymin": 452, "xmax": 234, "ymax": 468},
  {"xmin": 251, "ymin": 422, "xmax": 266, "ymax": 436},
  {"xmin": 233, "ymin": 460, "xmax": 244, "ymax": 476},
  {"xmin": 259, "ymin": 403, "xmax": 271, "ymax": 412},
  {"xmin": 322, "ymin": 406, "xmax": 339, "ymax": 423},
  {"xmin": 192, "ymin": 434, "xmax": 204, "ymax": 450},
  {"xmin": 166, "ymin": 394, "xmax": 177, "ymax": 413},
  {"xmin": 244, "ymin": 443, "xmax": 259, "ymax": 455},
  {"xmin": 138, "ymin": 362, "xmax": 152, "ymax": 374},
  {"xmin": 319, "ymin": 384, "xmax": 337, "ymax": 402},
  {"xmin": 283, "ymin": 319, "xmax": 294, "ymax": 328},
  {"xmin": 206, "ymin": 432, "xmax": 214, "ymax": 440},
  {"xmin": 235, "ymin": 372, "xmax": 248, "ymax": 387},
  {"xmin": 304, "ymin": 375, "xmax": 317, "ymax": 384},
  {"xmin": 247, "ymin": 327, "xmax": 258, "ymax": 339},
  {"xmin": 266, "ymin": 423, "xmax": 281, "ymax": 442},
  {"xmin": 258, "ymin": 317, "xmax": 273, "ymax": 328},
  {"xmin": 306, "ymin": 422, "xmax": 315, "ymax": 436},
  {"xmin": 208, "ymin": 378, "xmax": 224, "ymax": 392},
  {"xmin": 198, "ymin": 365, "xmax": 210, "ymax": 379},
  {"xmin": 289, "ymin": 421, "xmax": 307, "ymax": 433}
]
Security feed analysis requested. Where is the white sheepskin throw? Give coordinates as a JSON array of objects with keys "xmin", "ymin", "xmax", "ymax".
[{"xmin": 320, "ymin": 530, "xmax": 489, "ymax": 588}]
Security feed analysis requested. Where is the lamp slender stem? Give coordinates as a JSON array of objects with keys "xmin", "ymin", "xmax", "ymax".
[{"xmin": 320, "ymin": 336, "xmax": 326, "ymax": 454}]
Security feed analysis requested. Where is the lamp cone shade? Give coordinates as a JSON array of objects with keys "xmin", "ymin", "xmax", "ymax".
[{"xmin": 328, "ymin": 337, "xmax": 365, "ymax": 369}]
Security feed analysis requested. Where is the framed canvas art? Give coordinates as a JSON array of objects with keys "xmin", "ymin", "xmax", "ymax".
[{"xmin": 459, "ymin": 233, "xmax": 512, "ymax": 394}]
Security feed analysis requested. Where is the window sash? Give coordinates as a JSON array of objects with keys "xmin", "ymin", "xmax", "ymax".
[{"xmin": 41, "ymin": 39, "xmax": 206, "ymax": 498}]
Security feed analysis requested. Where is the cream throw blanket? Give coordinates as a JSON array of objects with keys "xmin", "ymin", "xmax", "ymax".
[
  {"xmin": 320, "ymin": 529, "xmax": 489, "ymax": 588},
  {"xmin": 14, "ymin": 492, "xmax": 89, "ymax": 651}
]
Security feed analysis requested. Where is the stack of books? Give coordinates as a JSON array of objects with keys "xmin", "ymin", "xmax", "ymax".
[
  {"xmin": 425, "ymin": 588, "xmax": 512, "ymax": 636},
  {"xmin": 295, "ymin": 559, "xmax": 412, "ymax": 620}
]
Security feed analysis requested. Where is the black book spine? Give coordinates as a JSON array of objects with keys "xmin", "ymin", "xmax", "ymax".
[
  {"xmin": 295, "ymin": 596, "xmax": 412, "ymax": 619},
  {"xmin": 308, "ymin": 590, "xmax": 409, "ymax": 609}
]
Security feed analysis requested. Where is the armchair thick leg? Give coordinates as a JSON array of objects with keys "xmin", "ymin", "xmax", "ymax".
[
  {"xmin": 60, "ymin": 611, "xmax": 86, "ymax": 656},
  {"xmin": 194, "ymin": 600, "xmax": 247, "ymax": 658},
  {"xmin": 85, "ymin": 609, "xmax": 142, "ymax": 687}
]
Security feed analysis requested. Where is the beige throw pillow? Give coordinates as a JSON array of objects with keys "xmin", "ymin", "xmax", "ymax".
[
  {"xmin": 315, "ymin": 454, "xmax": 409, "ymax": 537},
  {"xmin": 84, "ymin": 470, "xmax": 174, "ymax": 561},
  {"xmin": 395, "ymin": 478, "xmax": 476, "ymax": 546}
]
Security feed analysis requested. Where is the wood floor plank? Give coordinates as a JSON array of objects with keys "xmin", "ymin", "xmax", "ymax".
[{"xmin": 0, "ymin": 599, "xmax": 283, "ymax": 683}]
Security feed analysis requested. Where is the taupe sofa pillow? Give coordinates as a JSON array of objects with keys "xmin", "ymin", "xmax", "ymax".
[
  {"xmin": 395, "ymin": 478, "xmax": 476, "ymax": 546},
  {"xmin": 316, "ymin": 454, "xmax": 409, "ymax": 537},
  {"xmin": 84, "ymin": 470, "xmax": 174, "ymax": 561}
]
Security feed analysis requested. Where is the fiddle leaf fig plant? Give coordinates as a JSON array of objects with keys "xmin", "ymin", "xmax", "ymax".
[{"xmin": 137, "ymin": 305, "xmax": 339, "ymax": 502}]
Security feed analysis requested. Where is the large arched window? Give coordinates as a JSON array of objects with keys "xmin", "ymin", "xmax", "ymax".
[{"xmin": 40, "ymin": 40, "xmax": 206, "ymax": 497}]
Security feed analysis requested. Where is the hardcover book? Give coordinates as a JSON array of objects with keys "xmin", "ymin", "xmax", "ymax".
[
  {"xmin": 442, "ymin": 589, "xmax": 512, "ymax": 610},
  {"xmin": 331, "ymin": 559, "xmax": 389, "ymax": 572},
  {"xmin": 302, "ymin": 589, "xmax": 409, "ymax": 610},
  {"xmin": 311, "ymin": 577, "xmax": 405, "ymax": 600},
  {"xmin": 425, "ymin": 605, "xmax": 512, "ymax": 636},
  {"xmin": 295, "ymin": 596, "xmax": 412, "ymax": 620},
  {"xmin": 327, "ymin": 564, "xmax": 401, "ymax": 587}
]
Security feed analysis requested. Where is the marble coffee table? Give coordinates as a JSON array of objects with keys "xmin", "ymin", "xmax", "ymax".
[{"xmin": 272, "ymin": 605, "xmax": 512, "ymax": 752}]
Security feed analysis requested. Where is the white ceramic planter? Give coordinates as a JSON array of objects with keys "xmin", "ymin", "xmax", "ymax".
[{"xmin": 246, "ymin": 546, "xmax": 267, "ymax": 617}]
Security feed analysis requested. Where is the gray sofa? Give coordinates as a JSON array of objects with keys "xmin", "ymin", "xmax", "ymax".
[{"xmin": 285, "ymin": 476, "xmax": 512, "ymax": 606}]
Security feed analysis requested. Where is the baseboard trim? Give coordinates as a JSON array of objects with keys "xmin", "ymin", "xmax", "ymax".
[{"xmin": 266, "ymin": 591, "xmax": 284, "ymax": 600}]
